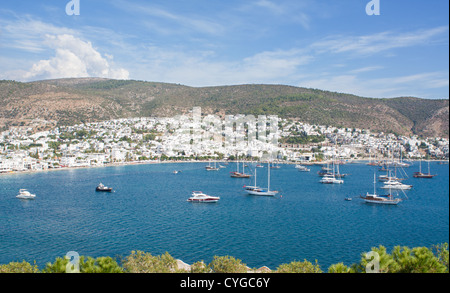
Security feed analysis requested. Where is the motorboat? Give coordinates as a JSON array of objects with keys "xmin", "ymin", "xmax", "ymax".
[
  {"xmin": 320, "ymin": 174, "xmax": 344, "ymax": 184},
  {"xmin": 16, "ymin": 189, "xmax": 36, "ymax": 200},
  {"xmin": 187, "ymin": 191, "xmax": 220, "ymax": 203},
  {"xmin": 380, "ymin": 180, "xmax": 412, "ymax": 190},
  {"xmin": 296, "ymin": 165, "xmax": 310, "ymax": 172},
  {"xmin": 96, "ymin": 183, "xmax": 113, "ymax": 192}
]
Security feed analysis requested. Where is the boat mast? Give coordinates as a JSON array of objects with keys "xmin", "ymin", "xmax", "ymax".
[{"xmin": 373, "ymin": 173, "xmax": 376, "ymax": 195}]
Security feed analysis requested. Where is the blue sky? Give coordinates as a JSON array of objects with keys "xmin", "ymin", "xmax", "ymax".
[{"xmin": 0, "ymin": 0, "xmax": 448, "ymax": 99}]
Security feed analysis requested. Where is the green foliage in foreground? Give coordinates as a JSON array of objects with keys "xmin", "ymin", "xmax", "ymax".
[{"xmin": 0, "ymin": 243, "xmax": 448, "ymax": 273}]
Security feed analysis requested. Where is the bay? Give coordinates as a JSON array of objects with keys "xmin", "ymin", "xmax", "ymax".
[{"xmin": 0, "ymin": 161, "xmax": 448, "ymax": 270}]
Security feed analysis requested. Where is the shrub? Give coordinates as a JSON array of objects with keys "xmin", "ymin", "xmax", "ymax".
[
  {"xmin": 327, "ymin": 262, "xmax": 351, "ymax": 273},
  {"xmin": 0, "ymin": 260, "xmax": 39, "ymax": 273},
  {"xmin": 392, "ymin": 246, "xmax": 447, "ymax": 273},
  {"xmin": 190, "ymin": 261, "xmax": 210, "ymax": 273},
  {"xmin": 80, "ymin": 256, "xmax": 123, "ymax": 273},
  {"xmin": 122, "ymin": 251, "xmax": 178, "ymax": 273},
  {"xmin": 351, "ymin": 245, "xmax": 399, "ymax": 273},
  {"xmin": 208, "ymin": 256, "xmax": 248, "ymax": 273},
  {"xmin": 276, "ymin": 260, "xmax": 322, "ymax": 273}
]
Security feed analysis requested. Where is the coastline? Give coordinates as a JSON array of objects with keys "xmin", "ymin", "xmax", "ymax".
[{"xmin": 1, "ymin": 157, "xmax": 448, "ymax": 177}]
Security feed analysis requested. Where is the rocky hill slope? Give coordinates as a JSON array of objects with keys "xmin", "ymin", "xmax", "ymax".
[{"xmin": 0, "ymin": 78, "xmax": 448, "ymax": 138}]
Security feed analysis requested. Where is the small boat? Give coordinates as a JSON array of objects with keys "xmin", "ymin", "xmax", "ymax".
[
  {"xmin": 187, "ymin": 191, "xmax": 220, "ymax": 203},
  {"xmin": 96, "ymin": 183, "xmax": 113, "ymax": 192},
  {"xmin": 256, "ymin": 164, "xmax": 264, "ymax": 168},
  {"xmin": 16, "ymin": 189, "xmax": 36, "ymax": 200},
  {"xmin": 296, "ymin": 165, "xmax": 310, "ymax": 172},
  {"xmin": 205, "ymin": 161, "xmax": 219, "ymax": 171},
  {"xmin": 345, "ymin": 197, "xmax": 352, "ymax": 201}
]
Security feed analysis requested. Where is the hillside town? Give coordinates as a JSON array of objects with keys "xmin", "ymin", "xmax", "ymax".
[{"xmin": 0, "ymin": 108, "xmax": 448, "ymax": 174}]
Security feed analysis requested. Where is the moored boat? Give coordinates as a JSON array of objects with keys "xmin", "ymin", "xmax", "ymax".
[
  {"xmin": 96, "ymin": 183, "xmax": 113, "ymax": 192},
  {"xmin": 380, "ymin": 180, "xmax": 412, "ymax": 190},
  {"xmin": 16, "ymin": 189, "xmax": 36, "ymax": 200},
  {"xmin": 187, "ymin": 191, "xmax": 220, "ymax": 203}
]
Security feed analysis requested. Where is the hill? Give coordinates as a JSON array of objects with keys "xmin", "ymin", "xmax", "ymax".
[{"xmin": 0, "ymin": 78, "xmax": 448, "ymax": 138}]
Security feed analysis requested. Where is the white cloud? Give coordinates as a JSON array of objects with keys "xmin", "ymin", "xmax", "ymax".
[
  {"xmin": 22, "ymin": 34, "xmax": 129, "ymax": 81},
  {"xmin": 300, "ymin": 71, "xmax": 449, "ymax": 98},
  {"xmin": 133, "ymin": 46, "xmax": 313, "ymax": 86},
  {"xmin": 311, "ymin": 26, "xmax": 449, "ymax": 55}
]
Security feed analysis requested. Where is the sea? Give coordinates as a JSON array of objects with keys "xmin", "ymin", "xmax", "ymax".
[{"xmin": 0, "ymin": 161, "xmax": 448, "ymax": 270}]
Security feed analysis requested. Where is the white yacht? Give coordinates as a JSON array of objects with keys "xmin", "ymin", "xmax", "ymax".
[
  {"xmin": 380, "ymin": 180, "xmax": 412, "ymax": 190},
  {"xmin": 187, "ymin": 191, "xmax": 220, "ymax": 203},
  {"xmin": 320, "ymin": 174, "xmax": 344, "ymax": 184},
  {"xmin": 16, "ymin": 189, "xmax": 36, "ymax": 200},
  {"xmin": 295, "ymin": 165, "xmax": 310, "ymax": 172}
]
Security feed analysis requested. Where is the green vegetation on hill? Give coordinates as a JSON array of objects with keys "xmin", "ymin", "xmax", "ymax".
[{"xmin": 0, "ymin": 78, "xmax": 448, "ymax": 138}]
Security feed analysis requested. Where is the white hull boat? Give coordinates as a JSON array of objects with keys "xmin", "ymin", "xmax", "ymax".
[
  {"xmin": 16, "ymin": 189, "xmax": 36, "ymax": 200},
  {"xmin": 187, "ymin": 191, "xmax": 220, "ymax": 203}
]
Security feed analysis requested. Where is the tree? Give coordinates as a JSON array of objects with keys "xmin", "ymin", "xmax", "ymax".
[
  {"xmin": 121, "ymin": 251, "xmax": 178, "ymax": 273},
  {"xmin": 0, "ymin": 260, "xmax": 39, "ymax": 273},
  {"xmin": 327, "ymin": 262, "xmax": 351, "ymax": 273},
  {"xmin": 351, "ymin": 245, "xmax": 399, "ymax": 273},
  {"xmin": 433, "ymin": 243, "xmax": 449, "ymax": 272},
  {"xmin": 80, "ymin": 256, "xmax": 123, "ymax": 273},
  {"xmin": 276, "ymin": 260, "xmax": 322, "ymax": 273},
  {"xmin": 392, "ymin": 246, "xmax": 447, "ymax": 273},
  {"xmin": 42, "ymin": 255, "xmax": 122, "ymax": 273},
  {"xmin": 208, "ymin": 255, "xmax": 248, "ymax": 273}
]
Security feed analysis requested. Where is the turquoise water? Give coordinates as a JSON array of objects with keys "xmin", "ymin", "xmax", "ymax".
[{"xmin": 0, "ymin": 162, "xmax": 448, "ymax": 270}]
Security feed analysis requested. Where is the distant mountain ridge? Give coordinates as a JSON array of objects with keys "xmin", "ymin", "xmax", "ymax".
[{"xmin": 0, "ymin": 78, "xmax": 448, "ymax": 138}]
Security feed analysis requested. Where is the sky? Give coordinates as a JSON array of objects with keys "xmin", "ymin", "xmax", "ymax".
[{"xmin": 0, "ymin": 0, "xmax": 448, "ymax": 99}]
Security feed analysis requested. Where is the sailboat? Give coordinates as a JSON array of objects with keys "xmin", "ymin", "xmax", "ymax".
[
  {"xmin": 319, "ymin": 156, "xmax": 344, "ymax": 184},
  {"xmin": 205, "ymin": 160, "xmax": 219, "ymax": 171},
  {"xmin": 244, "ymin": 164, "xmax": 260, "ymax": 191},
  {"xmin": 230, "ymin": 161, "xmax": 251, "ymax": 178},
  {"xmin": 247, "ymin": 162, "xmax": 278, "ymax": 196},
  {"xmin": 413, "ymin": 160, "xmax": 437, "ymax": 178},
  {"xmin": 360, "ymin": 174, "xmax": 402, "ymax": 205}
]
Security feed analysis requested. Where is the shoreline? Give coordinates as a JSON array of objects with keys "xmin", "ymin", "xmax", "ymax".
[{"xmin": 1, "ymin": 158, "xmax": 448, "ymax": 177}]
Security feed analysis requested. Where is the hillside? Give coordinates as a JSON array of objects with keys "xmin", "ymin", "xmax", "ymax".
[{"xmin": 0, "ymin": 78, "xmax": 448, "ymax": 138}]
